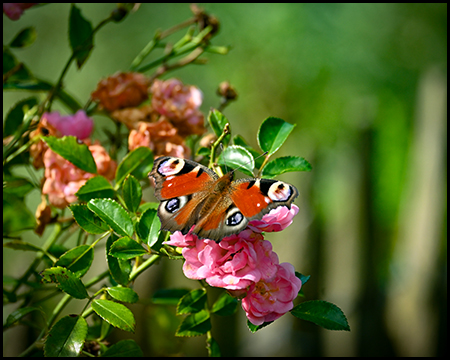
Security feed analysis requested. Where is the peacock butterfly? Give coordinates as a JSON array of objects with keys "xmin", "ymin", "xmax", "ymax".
[{"xmin": 149, "ymin": 156, "xmax": 298, "ymax": 242}]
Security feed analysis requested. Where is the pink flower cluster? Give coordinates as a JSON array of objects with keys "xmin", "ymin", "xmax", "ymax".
[
  {"xmin": 165, "ymin": 205, "xmax": 302, "ymax": 326},
  {"xmin": 30, "ymin": 110, "xmax": 116, "ymax": 209}
]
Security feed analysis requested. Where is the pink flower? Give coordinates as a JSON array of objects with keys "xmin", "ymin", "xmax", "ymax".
[
  {"xmin": 43, "ymin": 110, "xmax": 93, "ymax": 140},
  {"xmin": 3, "ymin": 3, "xmax": 37, "ymax": 20},
  {"xmin": 248, "ymin": 205, "xmax": 299, "ymax": 233},
  {"xmin": 150, "ymin": 78, "xmax": 205, "ymax": 136},
  {"xmin": 241, "ymin": 262, "xmax": 302, "ymax": 326},
  {"xmin": 42, "ymin": 142, "xmax": 116, "ymax": 208},
  {"xmin": 166, "ymin": 229, "xmax": 279, "ymax": 290}
]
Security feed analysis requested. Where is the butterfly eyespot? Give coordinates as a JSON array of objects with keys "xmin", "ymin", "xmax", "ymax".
[
  {"xmin": 226, "ymin": 209, "xmax": 244, "ymax": 226},
  {"xmin": 268, "ymin": 181, "xmax": 291, "ymax": 201},
  {"xmin": 162, "ymin": 195, "xmax": 189, "ymax": 215}
]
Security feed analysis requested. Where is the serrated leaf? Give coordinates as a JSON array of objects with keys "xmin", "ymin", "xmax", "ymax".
[
  {"xmin": 5, "ymin": 307, "xmax": 46, "ymax": 329},
  {"xmin": 211, "ymin": 292, "xmax": 238, "ymax": 316},
  {"xmin": 106, "ymin": 287, "xmax": 139, "ymax": 304},
  {"xmin": 76, "ymin": 176, "xmax": 115, "ymax": 202},
  {"xmin": 69, "ymin": 204, "xmax": 110, "ymax": 234},
  {"xmin": 87, "ymin": 199, "xmax": 134, "ymax": 237},
  {"xmin": 176, "ymin": 309, "xmax": 211, "ymax": 337},
  {"xmin": 42, "ymin": 136, "xmax": 97, "ymax": 174},
  {"xmin": 291, "ymin": 300, "xmax": 350, "ymax": 331},
  {"xmin": 101, "ymin": 339, "xmax": 143, "ymax": 357},
  {"xmin": 115, "ymin": 147, "xmax": 153, "ymax": 186},
  {"xmin": 92, "ymin": 299, "xmax": 135, "ymax": 333},
  {"xmin": 217, "ymin": 145, "xmax": 254, "ymax": 176},
  {"xmin": 137, "ymin": 208, "xmax": 161, "ymax": 248},
  {"xmin": 247, "ymin": 320, "xmax": 273, "ymax": 333},
  {"xmin": 69, "ymin": 5, "xmax": 94, "ymax": 68},
  {"xmin": 41, "ymin": 267, "xmax": 89, "ymax": 299},
  {"xmin": 261, "ymin": 156, "xmax": 312, "ymax": 178},
  {"xmin": 177, "ymin": 289, "xmax": 207, "ymax": 315},
  {"xmin": 122, "ymin": 174, "xmax": 142, "ymax": 213},
  {"xmin": 109, "ymin": 236, "xmax": 147, "ymax": 260},
  {"xmin": 3, "ymin": 240, "xmax": 43, "ymax": 253},
  {"xmin": 151, "ymin": 288, "xmax": 190, "ymax": 306},
  {"xmin": 106, "ymin": 234, "xmax": 131, "ymax": 286},
  {"xmin": 55, "ymin": 244, "xmax": 94, "ymax": 278},
  {"xmin": 207, "ymin": 109, "xmax": 231, "ymax": 145},
  {"xmin": 44, "ymin": 315, "xmax": 88, "ymax": 357},
  {"xmin": 257, "ymin": 117, "xmax": 295, "ymax": 155},
  {"xmin": 10, "ymin": 27, "xmax": 37, "ymax": 48}
]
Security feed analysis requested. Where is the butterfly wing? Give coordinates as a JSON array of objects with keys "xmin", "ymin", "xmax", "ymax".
[{"xmin": 150, "ymin": 156, "xmax": 218, "ymax": 235}]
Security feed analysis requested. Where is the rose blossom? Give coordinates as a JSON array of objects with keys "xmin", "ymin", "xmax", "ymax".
[
  {"xmin": 91, "ymin": 72, "xmax": 150, "ymax": 112},
  {"xmin": 150, "ymin": 78, "xmax": 205, "ymax": 136},
  {"xmin": 241, "ymin": 262, "xmax": 302, "ymax": 326},
  {"xmin": 248, "ymin": 205, "xmax": 299, "ymax": 233},
  {"xmin": 128, "ymin": 118, "xmax": 190, "ymax": 158},
  {"xmin": 3, "ymin": 3, "xmax": 37, "ymax": 20},
  {"xmin": 42, "ymin": 142, "xmax": 116, "ymax": 208},
  {"xmin": 29, "ymin": 111, "xmax": 94, "ymax": 169},
  {"xmin": 166, "ymin": 229, "xmax": 279, "ymax": 290}
]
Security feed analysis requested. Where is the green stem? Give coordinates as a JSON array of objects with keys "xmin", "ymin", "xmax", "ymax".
[
  {"xmin": 208, "ymin": 123, "xmax": 230, "ymax": 174},
  {"xmin": 129, "ymin": 254, "xmax": 161, "ymax": 282}
]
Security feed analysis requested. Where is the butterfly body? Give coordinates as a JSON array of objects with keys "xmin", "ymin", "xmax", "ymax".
[{"xmin": 150, "ymin": 156, "xmax": 298, "ymax": 242}]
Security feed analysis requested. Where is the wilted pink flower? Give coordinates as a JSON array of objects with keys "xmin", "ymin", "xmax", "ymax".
[
  {"xmin": 43, "ymin": 110, "xmax": 94, "ymax": 140},
  {"xmin": 248, "ymin": 205, "xmax": 299, "ymax": 233},
  {"xmin": 167, "ymin": 229, "xmax": 279, "ymax": 290},
  {"xmin": 128, "ymin": 118, "xmax": 190, "ymax": 158},
  {"xmin": 42, "ymin": 142, "xmax": 116, "ymax": 208},
  {"xmin": 241, "ymin": 262, "xmax": 302, "ymax": 326},
  {"xmin": 150, "ymin": 78, "xmax": 205, "ymax": 136},
  {"xmin": 3, "ymin": 3, "xmax": 37, "ymax": 20},
  {"xmin": 91, "ymin": 72, "xmax": 150, "ymax": 112}
]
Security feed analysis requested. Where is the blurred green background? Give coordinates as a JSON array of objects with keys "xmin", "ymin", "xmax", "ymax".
[{"xmin": 3, "ymin": 3, "xmax": 447, "ymax": 356}]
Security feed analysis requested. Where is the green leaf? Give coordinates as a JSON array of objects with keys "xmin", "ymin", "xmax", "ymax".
[
  {"xmin": 291, "ymin": 300, "xmax": 350, "ymax": 331},
  {"xmin": 69, "ymin": 204, "xmax": 110, "ymax": 234},
  {"xmin": 3, "ymin": 176, "xmax": 34, "ymax": 198},
  {"xmin": 106, "ymin": 286, "xmax": 139, "ymax": 304},
  {"xmin": 106, "ymin": 234, "xmax": 131, "ymax": 286},
  {"xmin": 177, "ymin": 289, "xmax": 207, "ymax": 315},
  {"xmin": 92, "ymin": 299, "xmax": 136, "ymax": 333},
  {"xmin": 115, "ymin": 147, "xmax": 154, "ymax": 186},
  {"xmin": 207, "ymin": 109, "xmax": 231, "ymax": 145},
  {"xmin": 41, "ymin": 267, "xmax": 89, "ymax": 299},
  {"xmin": 151, "ymin": 288, "xmax": 190, "ymax": 306},
  {"xmin": 109, "ymin": 236, "xmax": 147, "ymax": 260},
  {"xmin": 206, "ymin": 336, "xmax": 221, "ymax": 357},
  {"xmin": 232, "ymin": 134, "xmax": 265, "ymax": 169},
  {"xmin": 3, "ymin": 193, "xmax": 35, "ymax": 235},
  {"xmin": 257, "ymin": 117, "xmax": 295, "ymax": 155},
  {"xmin": 10, "ymin": 27, "xmax": 37, "ymax": 48},
  {"xmin": 176, "ymin": 309, "xmax": 211, "ymax": 337},
  {"xmin": 122, "ymin": 174, "xmax": 142, "ymax": 213},
  {"xmin": 137, "ymin": 208, "xmax": 161, "ymax": 248},
  {"xmin": 55, "ymin": 245, "xmax": 94, "ymax": 278},
  {"xmin": 217, "ymin": 145, "xmax": 254, "ymax": 177},
  {"xmin": 3, "ymin": 47, "xmax": 33, "ymax": 82},
  {"xmin": 101, "ymin": 339, "xmax": 143, "ymax": 357},
  {"xmin": 5, "ymin": 307, "xmax": 46, "ymax": 329},
  {"xmin": 211, "ymin": 292, "xmax": 238, "ymax": 316},
  {"xmin": 3, "ymin": 240, "xmax": 43, "ymax": 253},
  {"xmin": 76, "ymin": 176, "xmax": 115, "ymax": 202},
  {"xmin": 261, "ymin": 156, "xmax": 312, "ymax": 178},
  {"xmin": 295, "ymin": 272, "xmax": 310, "ymax": 286},
  {"xmin": 44, "ymin": 315, "xmax": 88, "ymax": 357},
  {"xmin": 3, "ymin": 97, "xmax": 38, "ymax": 137},
  {"xmin": 247, "ymin": 320, "xmax": 273, "ymax": 333},
  {"xmin": 87, "ymin": 199, "xmax": 134, "ymax": 237},
  {"xmin": 42, "ymin": 136, "xmax": 97, "ymax": 174},
  {"xmin": 69, "ymin": 5, "xmax": 94, "ymax": 68}
]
